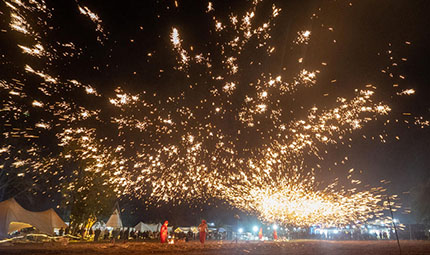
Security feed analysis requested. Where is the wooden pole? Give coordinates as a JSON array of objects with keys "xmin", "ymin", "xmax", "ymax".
[{"xmin": 387, "ymin": 195, "xmax": 401, "ymax": 255}]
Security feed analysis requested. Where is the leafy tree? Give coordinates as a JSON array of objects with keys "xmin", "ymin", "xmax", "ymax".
[
  {"xmin": 61, "ymin": 164, "xmax": 117, "ymax": 230},
  {"xmin": 411, "ymin": 177, "xmax": 430, "ymax": 225},
  {"xmin": 59, "ymin": 130, "xmax": 122, "ymax": 231}
]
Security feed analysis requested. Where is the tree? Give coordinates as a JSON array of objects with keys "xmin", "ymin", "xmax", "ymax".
[
  {"xmin": 411, "ymin": 177, "xmax": 430, "ymax": 225},
  {"xmin": 59, "ymin": 129, "xmax": 122, "ymax": 231},
  {"xmin": 61, "ymin": 164, "xmax": 117, "ymax": 231}
]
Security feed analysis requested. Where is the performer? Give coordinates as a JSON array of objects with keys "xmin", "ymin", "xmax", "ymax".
[
  {"xmin": 160, "ymin": 221, "xmax": 169, "ymax": 243},
  {"xmin": 273, "ymin": 229, "xmax": 278, "ymax": 240},
  {"xmin": 198, "ymin": 219, "xmax": 208, "ymax": 244},
  {"xmin": 258, "ymin": 227, "xmax": 263, "ymax": 240}
]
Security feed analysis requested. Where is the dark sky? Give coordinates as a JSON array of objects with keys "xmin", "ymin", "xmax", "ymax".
[{"xmin": 1, "ymin": 0, "xmax": 430, "ymax": 226}]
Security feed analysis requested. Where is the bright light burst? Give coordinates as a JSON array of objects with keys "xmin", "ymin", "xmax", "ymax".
[{"xmin": 0, "ymin": 0, "xmax": 425, "ymax": 227}]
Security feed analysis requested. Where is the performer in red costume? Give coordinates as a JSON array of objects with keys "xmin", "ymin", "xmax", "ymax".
[
  {"xmin": 160, "ymin": 221, "xmax": 168, "ymax": 243},
  {"xmin": 198, "ymin": 219, "xmax": 208, "ymax": 244},
  {"xmin": 273, "ymin": 229, "xmax": 278, "ymax": 240},
  {"xmin": 258, "ymin": 227, "xmax": 263, "ymax": 240}
]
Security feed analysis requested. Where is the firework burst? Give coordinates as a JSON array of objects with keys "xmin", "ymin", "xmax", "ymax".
[{"xmin": 0, "ymin": 0, "xmax": 425, "ymax": 226}]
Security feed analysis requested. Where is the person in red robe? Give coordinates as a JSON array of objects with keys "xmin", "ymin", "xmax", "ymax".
[
  {"xmin": 198, "ymin": 220, "xmax": 208, "ymax": 244},
  {"xmin": 258, "ymin": 227, "xmax": 263, "ymax": 240},
  {"xmin": 160, "ymin": 221, "xmax": 168, "ymax": 243},
  {"xmin": 273, "ymin": 229, "xmax": 278, "ymax": 240}
]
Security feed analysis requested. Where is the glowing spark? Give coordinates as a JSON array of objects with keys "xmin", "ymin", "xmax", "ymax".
[
  {"xmin": 18, "ymin": 44, "xmax": 45, "ymax": 57},
  {"xmin": 397, "ymin": 89, "xmax": 415, "ymax": 95},
  {"xmin": 32, "ymin": 100, "xmax": 43, "ymax": 107},
  {"xmin": 207, "ymin": 2, "xmax": 214, "ymax": 12}
]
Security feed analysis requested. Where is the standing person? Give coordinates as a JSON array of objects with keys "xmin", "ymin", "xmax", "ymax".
[
  {"xmin": 104, "ymin": 229, "xmax": 110, "ymax": 240},
  {"xmin": 112, "ymin": 228, "xmax": 119, "ymax": 242},
  {"xmin": 65, "ymin": 226, "xmax": 70, "ymax": 235},
  {"xmin": 94, "ymin": 228, "xmax": 101, "ymax": 242},
  {"xmin": 124, "ymin": 227, "xmax": 130, "ymax": 241},
  {"xmin": 273, "ymin": 229, "xmax": 278, "ymax": 240},
  {"xmin": 100, "ymin": 229, "xmax": 107, "ymax": 240},
  {"xmin": 198, "ymin": 220, "xmax": 208, "ymax": 244},
  {"xmin": 119, "ymin": 228, "xmax": 124, "ymax": 240},
  {"xmin": 160, "ymin": 221, "xmax": 169, "ymax": 243},
  {"xmin": 258, "ymin": 228, "xmax": 263, "ymax": 240},
  {"xmin": 80, "ymin": 227, "xmax": 86, "ymax": 239}
]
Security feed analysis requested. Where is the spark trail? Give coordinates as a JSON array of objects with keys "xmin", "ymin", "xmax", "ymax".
[{"xmin": 0, "ymin": 0, "xmax": 423, "ymax": 226}]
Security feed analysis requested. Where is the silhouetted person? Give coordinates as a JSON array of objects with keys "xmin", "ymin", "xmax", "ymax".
[
  {"xmin": 119, "ymin": 229, "xmax": 124, "ymax": 240},
  {"xmin": 80, "ymin": 228, "xmax": 86, "ymax": 239},
  {"xmin": 94, "ymin": 228, "xmax": 101, "ymax": 241},
  {"xmin": 124, "ymin": 228, "xmax": 130, "ymax": 241}
]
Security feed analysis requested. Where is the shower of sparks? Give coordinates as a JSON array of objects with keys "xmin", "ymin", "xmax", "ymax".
[
  {"xmin": 223, "ymin": 175, "xmax": 391, "ymax": 227},
  {"xmin": 170, "ymin": 28, "xmax": 191, "ymax": 69},
  {"xmin": 78, "ymin": 5, "xmax": 108, "ymax": 43},
  {"xmin": 18, "ymin": 44, "xmax": 45, "ymax": 57},
  {"xmin": 295, "ymin": 30, "xmax": 311, "ymax": 44},
  {"xmin": 0, "ymin": 0, "xmax": 426, "ymax": 227}
]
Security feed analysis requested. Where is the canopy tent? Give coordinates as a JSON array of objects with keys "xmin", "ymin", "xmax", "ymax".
[
  {"xmin": 153, "ymin": 223, "xmax": 162, "ymax": 232},
  {"xmin": 106, "ymin": 209, "xmax": 122, "ymax": 229},
  {"xmin": 174, "ymin": 226, "xmax": 198, "ymax": 233},
  {"xmin": 134, "ymin": 222, "xmax": 173, "ymax": 232},
  {"xmin": 135, "ymin": 222, "xmax": 157, "ymax": 232},
  {"xmin": 8, "ymin": 222, "xmax": 33, "ymax": 233},
  {"xmin": 174, "ymin": 227, "xmax": 186, "ymax": 233},
  {"xmin": 0, "ymin": 198, "xmax": 66, "ymax": 239},
  {"xmin": 91, "ymin": 221, "xmax": 106, "ymax": 230},
  {"xmin": 191, "ymin": 226, "xmax": 198, "ymax": 234}
]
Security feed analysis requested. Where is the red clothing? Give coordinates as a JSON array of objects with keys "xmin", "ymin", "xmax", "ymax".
[
  {"xmin": 273, "ymin": 230, "xmax": 278, "ymax": 240},
  {"xmin": 160, "ymin": 225, "xmax": 168, "ymax": 243},
  {"xmin": 198, "ymin": 222, "xmax": 208, "ymax": 244},
  {"xmin": 199, "ymin": 231, "xmax": 207, "ymax": 243},
  {"xmin": 258, "ymin": 228, "xmax": 263, "ymax": 240}
]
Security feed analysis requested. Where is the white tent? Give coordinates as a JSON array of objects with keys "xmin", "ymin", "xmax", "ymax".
[
  {"xmin": 0, "ymin": 198, "xmax": 66, "ymax": 239},
  {"xmin": 174, "ymin": 226, "xmax": 198, "ymax": 233},
  {"xmin": 134, "ymin": 222, "xmax": 174, "ymax": 232},
  {"xmin": 106, "ymin": 209, "xmax": 122, "ymax": 229},
  {"xmin": 134, "ymin": 222, "xmax": 155, "ymax": 232},
  {"xmin": 91, "ymin": 221, "xmax": 106, "ymax": 230}
]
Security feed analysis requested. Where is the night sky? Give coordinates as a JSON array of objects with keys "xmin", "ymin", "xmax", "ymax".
[{"xmin": 0, "ymin": 0, "xmax": 429, "ymax": 227}]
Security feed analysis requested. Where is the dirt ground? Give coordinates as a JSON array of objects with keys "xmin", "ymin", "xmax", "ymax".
[{"xmin": 1, "ymin": 240, "xmax": 430, "ymax": 255}]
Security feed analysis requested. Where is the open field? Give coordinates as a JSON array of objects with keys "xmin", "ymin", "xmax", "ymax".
[{"xmin": 1, "ymin": 240, "xmax": 430, "ymax": 255}]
